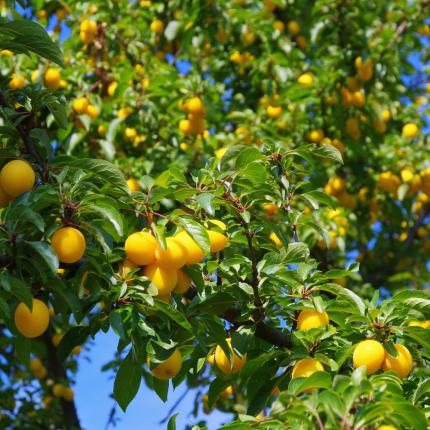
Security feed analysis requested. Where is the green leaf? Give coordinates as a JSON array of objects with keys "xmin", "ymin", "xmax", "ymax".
[
  {"xmin": 236, "ymin": 148, "xmax": 262, "ymax": 168},
  {"xmin": 57, "ymin": 326, "xmax": 91, "ymax": 361},
  {"xmin": 152, "ymin": 377, "xmax": 169, "ymax": 402},
  {"xmin": 27, "ymin": 241, "xmax": 59, "ymax": 273},
  {"xmin": 14, "ymin": 336, "xmax": 31, "ymax": 366},
  {"xmin": 167, "ymin": 413, "xmax": 179, "ymax": 430},
  {"xmin": 316, "ymin": 283, "xmax": 366, "ymax": 315},
  {"xmin": 84, "ymin": 203, "xmax": 124, "ymax": 237},
  {"xmin": 164, "ymin": 21, "xmax": 182, "ymax": 41},
  {"xmin": 314, "ymin": 144, "xmax": 343, "ymax": 164},
  {"xmin": 191, "ymin": 292, "xmax": 237, "ymax": 314},
  {"xmin": 195, "ymin": 193, "xmax": 215, "ymax": 216},
  {"xmin": 287, "ymin": 371, "xmax": 331, "ymax": 396},
  {"xmin": 153, "ymin": 300, "xmax": 193, "ymax": 333},
  {"xmin": 113, "ymin": 349, "xmax": 142, "ymax": 412},
  {"xmin": 382, "ymin": 399, "xmax": 427, "ymax": 430},
  {"xmin": 239, "ymin": 162, "xmax": 267, "ymax": 183},
  {"xmin": 52, "ymin": 157, "xmax": 129, "ymax": 195},
  {"xmin": 5, "ymin": 205, "xmax": 45, "ymax": 232},
  {"xmin": 284, "ymin": 242, "xmax": 310, "ymax": 264},
  {"xmin": 412, "ymin": 379, "xmax": 430, "ymax": 404},
  {"xmin": 208, "ymin": 377, "xmax": 231, "ymax": 408},
  {"xmin": 0, "ymin": 19, "xmax": 64, "ymax": 66},
  {"xmin": 300, "ymin": 190, "xmax": 336, "ymax": 209},
  {"xmin": 177, "ymin": 217, "xmax": 211, "ymax": 255},
  {"xmin": 45, "ymin": 95, "xmax": 68, "ymax": 129},
  {"xmin": 8, "ymin": 276, "xmax": 32, "ymax": 310}
]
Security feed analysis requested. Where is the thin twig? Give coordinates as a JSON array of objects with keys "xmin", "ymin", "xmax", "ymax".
[{"xmin": 159, "ymin": 388, "xmax": 189, "ymax": 424}]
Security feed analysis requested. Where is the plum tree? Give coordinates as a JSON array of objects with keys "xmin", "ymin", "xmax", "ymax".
[{"xmin": 0, "ymin": 0, "xmax": 429, "ymax": 429}]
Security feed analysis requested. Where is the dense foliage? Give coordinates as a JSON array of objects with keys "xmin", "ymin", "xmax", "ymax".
[{"xmin": 0, "ymin": 0, "xmax": 429, "ymax": 429}]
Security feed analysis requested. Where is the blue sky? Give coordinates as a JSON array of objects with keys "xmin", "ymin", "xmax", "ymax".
[{"xmin": 74, "ymin": 330, "xmax": 231, "ymax": 430}]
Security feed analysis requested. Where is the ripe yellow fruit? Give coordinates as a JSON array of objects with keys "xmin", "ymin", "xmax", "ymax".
[
  {"xmin": 62, "ymin": 387, "xmax": 74, "ymax": 401},
  {"xmin": 207, "ymin": 230, "xmax": 229, "ymax": 253},
  {"xmin": 376, "ymin": 426, "xmax": 397, "ymax": 430},
  {"xmin": 52, "ymin": 383, "xmax": 65, "ymax": 397},
  {"xmin": 72, "ymin": 346, "xmax": 82, "ymax": 356},
  {"xmin": 42, "ymin": 395, "xmax": 53, "ymax": 408},
  {"xmin": 118, "ymin": 107, "xmax": 132, "ymax": 118},
  {"xmin": 352, "ymin": 90, "xmax": 365, "ymax": 106},
  {"xmin": 127, "ymin": 178, "xmax": 140, "ymax": 191},
  {"xmin": 273, "ymin": 20, "xmax": 285, "ymax": 32},
  {"xmin": 97, "ymin": 124, "xmax": 106, "ymax": 137},
  {"xmin": 230, "ymin": 51, "xmax": 243, "ymax": 64},
  {"xmin": 119, "ymin": 260, "xmax": 138, "ymax": 280},
  {"xmin": 149, "ymin": 349, "xmax": 182, "ymax": 380},
  {"xmin": 269, "ymin": 232, "xmax": 282, "ymax": 248},
  {"xmin": 400, "ymin": 167, "xmax": 414, "ymax": 183},
  {"xmin": 150, "ymin": 19, "xmax": 164, "ymax": 33},
  {"xmin": 295, "ymin": 35, "xmax": 307, "ymax": 49},
  {"xmin": 155, "ymin": 295, "xmax": 171, "ymax": 305},
  {"xmin": 124, "ymin": 127, "xmax": 137, "ymax": 141},
  {"xmin": 143, "ymin": 263, "xmax": 178, "ymax": 295},
  {"xmin": 263, "ymin": 203, "xmax": 279, "ymax": 216},
  {"xmin": 51, "ymin": 227, "xmax": 86, "ymax": 264},
  {"xmin": 33, "ymin": 366, "xmax": 47, "ymax": 379},
  {"xmin": 215, "ymin": 147, "xmax": 228, "ymax": 160},
  {"xmin": 292, "ymin": 358, "xmax": 324, "ymax": 378},
  {"xmin": 266, "ymin": 105, "xmax": 282, "ymax": 119},
  {"xmin": 9, "ymin": 73, "xmax": 25, "ymax": 89},
  {"xmin": 408, "ymin": 320, "xmax": 427, "ymax": 328},
  {"xmin": 206, "ymin": 219, "xmax": 227, "ymax": 231},
  {"xmin": 14, "ymin": 298, "xmax": 50, "ymax": 338},
  {"xmin": 31, "ymin": 70, "xmax": 40, "ymax": 83},
  {"xmin": 382, "ymin": 344, "xmax": 413, "ymax": 378},
  {"xmin": 402, "ymin": 123, "xmax": 419, "ymax": 139},
  {"xmin": 187, "ymin": 97, "xmax": 205, "ymax": 115},
  {"xmin": 297, "ymin": 309, "xmax": 329, "ymax": 330},
  {"xmin": 174, "ymin": 230, "xmax": 205, "ymax": 264},
  {"xmin": 308, "ymin": 129, "xmax": 324, "ymax": 143},
  {"xmin": 345, "ymin": 116, "xmax": 361, "ymax": 140},
  {"xmin": 355, "ymin": 57, "xmax": 373, "ymax": 81},
  {"xmin": 353, "ymin": 339, "xmax": 385, "ymax": 374},
  {"xmin": 30, "ymin": 358, "xmax": 43, "ymax": 372},
  {"xmin": 44, "ymin": 68, "xmax": 61, "ymax": 90},
  {"xmin": 155, "ymin": 237, "xmax": 189, "ymax": 268},
  {"xmin": 378, "ymin": 172, "xmax": 400, "ymax": 194},
  {"xmin": 125, "ymin": 232, "xmax": 157, "ymax": 266},
  {"xmin": 80, "ymin": 20, "xmax": 97, "ymax": 36},
  {"xmin": 72, "ymin": 97, "xmax": 89, "ymax": 114},
  {"xmin": 85, "ymin": 104, "xmax": 99, "ymax": 119},
  {"xmin": 298, "ymin": 72, "xmax": 313, "ymax": 88},
  {"xmin": 382, "ymin": 110, "xmax": 391, "ymax": 122},
  {"xmin": 222, "ymin": 385, "xmax": 234, "ymax": 397},
  {"xmin": 1, "ymin": 49, "xmax": 13, "ymax": 57},
  {"xmin": 0, "ymin": 160, "xmax": 35, "ymax": 197},
  {"xmin": 188, "ymin": 113, "xmax": 205, "ymax": 135},
  {"xmin": 51, "ymin": 332, "xmax": 64, "ymax": 347},
  {"xmin": 174, "ymin": 270, "xmax": 192, "ymax": 293},
  {"xmin": 108, "ymin": 81, "xmax": 118, "ymax": 97},
  {"xmin": 287, "ymin": 20, "xmax": 300, "ymax": 36},
  {"xmin": 214, "ymin": 338, "xmax": 247, "ymax": 374},
  {"xmin": 0, "ymin": 183, "xmax": 12, "ymax": 208},
  {"xmin": 179, "ymin": 119, "xmax": 193, "ymax": 135}
]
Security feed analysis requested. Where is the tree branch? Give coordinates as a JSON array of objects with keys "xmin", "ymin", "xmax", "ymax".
[
  {"xmin": 42, "ymin": 333, "xmax": 81, "ymax": 430},
  {"xmin": 185, "ymin": 287, "xmax": 291, "ymax": 348},
  {"xmin": 0, "ymin": 89, "xmax": 46, "ymax": 179},
  {"xmin": 159, "ymin": 388, "xmax": 189, "ymax": 424}
]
